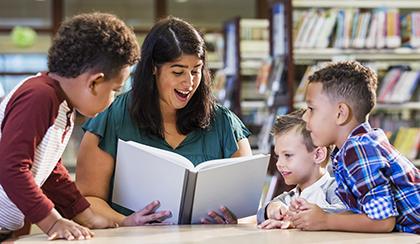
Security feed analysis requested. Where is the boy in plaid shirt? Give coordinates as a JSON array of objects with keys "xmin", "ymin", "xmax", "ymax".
[{"xmin": 293, "ymin": 61, "xmax": 419, "ymax": 234}]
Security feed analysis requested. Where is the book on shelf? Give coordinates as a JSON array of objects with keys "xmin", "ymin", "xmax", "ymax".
[
  {"xmin": 392, "ymin": 127, "xmax": 420, "ymax": 161},
  {"xmin": 272, "ymin": 2, "xmax": 286, "ymax": 56},
  {"xmin": 378, "ymin": 67, "xmax": 419, "ymax": 103},
  {"xmin": 389, "ymin": 70, "xmax": 419, "ymax": 103},
  {"xmin": 112, "ymin": 140, "xmax": 270, "ymax": 224},
  {"xmin": 410, "ymin": 12, "xmax": 420, "ymax": 48},
  {"xmin": 294, "ymin": 65, "xmax": 317, "ymax": 104},
  {"xmin": 256, "ymin": 58, "xmax": 272, "ymax": 94},
  {"xmin": 266, "ymin": 57, "xmax": 285, "ymax": 107},
  {"xmin": 292, "ymin": 7, "xmax": 420, "ymax": 50},
  {"xmin": 386, "ymin": 9, "xmax": 401, "ymax": 48},
  {"xmin": 377, "ymin": 67, "xmax": 404, "ymax": 103}
]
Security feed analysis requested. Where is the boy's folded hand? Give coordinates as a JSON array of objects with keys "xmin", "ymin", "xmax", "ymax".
[
  {"xmin": 47, "ymin": 218, "xmax": 94, "ymax": 241},
  {"xmin": 267, "ymin": 201, "xmax": 288, "ymax": 220},
  {"xmin": 258, "ymin": 219, "xmax": 292, "ymax": 229}
]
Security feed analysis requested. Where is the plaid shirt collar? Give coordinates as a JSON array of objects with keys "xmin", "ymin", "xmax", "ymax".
[{"xmin": 331, "ymin": 121, "xmax": 372, "ymax": 169}]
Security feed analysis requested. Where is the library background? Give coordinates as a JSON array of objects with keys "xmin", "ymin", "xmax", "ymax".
[{"xmin": 0, "ymin": 0, "xmax": 419, "ymax": 204}]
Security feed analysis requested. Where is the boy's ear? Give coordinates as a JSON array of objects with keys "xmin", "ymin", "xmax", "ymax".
[
  {"xmin": 313, "ymin": 146, "xmax": 327, "ymax": 165},
  {"xmin": 336, "ymin": 102, "xmax": 352, "ymax": 126},
  {"xmin": 87, "ymin": 72, "xmax": 105, "ymax": 95}
]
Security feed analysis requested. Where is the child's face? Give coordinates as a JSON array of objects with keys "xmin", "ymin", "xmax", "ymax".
[
  {"xmin": 274, "ymin": 129, "xmax": 319, "ymax": 189},
  {"xmin": 79, "ymin": 66, "xmax": 130, "ymax": 117},
  {"xmin": 303, "ymin": 82, "xmax": 338, "ymax": 147},
  {"xmin": 155, "ymin": 54, "xmax": 203, "ymax": 112}
]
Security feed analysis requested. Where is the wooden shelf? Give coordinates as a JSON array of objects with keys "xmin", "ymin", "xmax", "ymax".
[
  {"xmin": 375, "ymin": 102, "xmax": 420, "ymax": 111},
  {"xmin": 293, "ymin": 0, "xmax": 420, "ymax": 9},
  {"xmin": 294, "ymin": 102, "xmax": 420, "ymax": 111},
  {"xmin": 294, "ymin": 48, "xmax": 420, "ymax": 63}
]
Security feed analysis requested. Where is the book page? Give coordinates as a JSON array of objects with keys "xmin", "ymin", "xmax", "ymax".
[
  {"xmin": 126, "ymin": 140, "xmax": 194, "ymax": 170},
  {"xmin": 190, "ymin": 154, "xmax": 270, "ymax": 224},
  {"xmin": 194, "ymin": 156, "xmax": 245, "ymax": 171},
  {"xmin": 112, "ymin": 140, "xmax": 192, "ymax": 224}
]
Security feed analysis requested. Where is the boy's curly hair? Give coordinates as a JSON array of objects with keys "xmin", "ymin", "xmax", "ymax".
[
  {"xmin": 308, "ymin": 61, "xmax": 377, "ymax": 123},
  {"xmin": 48, "ymin": 12, "xmax": 139, "ymax": 79}
]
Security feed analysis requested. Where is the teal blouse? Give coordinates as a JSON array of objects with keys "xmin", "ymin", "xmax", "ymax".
[{"xmin": 82, "ymin": 92, "xmax": 250, "ymax": 215}]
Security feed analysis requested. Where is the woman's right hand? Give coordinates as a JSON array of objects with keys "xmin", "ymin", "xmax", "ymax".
[
  {"xmin": 47, "ymin": 218, "xmax": 94, "ymax": 241},
  {"xmin": 121, "ymin": 200, "xmax": 172, "ymax": 226}
]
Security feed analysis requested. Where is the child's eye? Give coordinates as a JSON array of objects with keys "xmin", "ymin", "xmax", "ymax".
[{"xmin": 284, "ymin": 153, "xmax": 292, "ymax": 158}]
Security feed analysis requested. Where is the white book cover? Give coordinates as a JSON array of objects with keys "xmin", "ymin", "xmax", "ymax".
[{"xmin": 113, "ymin": 139, "xmax": 270, "ymax": 224}]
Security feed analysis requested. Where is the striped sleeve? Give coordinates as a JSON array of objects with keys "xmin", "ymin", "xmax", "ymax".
[{"xmin": 0, "ymin": 84, "xmax": 57, "ymax": 223}]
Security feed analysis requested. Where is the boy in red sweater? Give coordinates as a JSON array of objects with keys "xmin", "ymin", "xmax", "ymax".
[{"xmin": 0, "ymin": 12, "xmax": 139, "ymax": 241}]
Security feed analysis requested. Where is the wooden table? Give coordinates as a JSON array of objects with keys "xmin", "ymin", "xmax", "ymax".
[{"xmin": 10, "ymin": 224, "xmax": 420, "ymax": 244}]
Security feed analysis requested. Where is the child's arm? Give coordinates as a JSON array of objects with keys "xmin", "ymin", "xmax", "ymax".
[
  {"xmin": 76, "ymin": 132, "xmax": 172, "ymax": 226},
  {"xmin": 36, "ymin": 208, "xmax": 93, "ymax": 240},
  {"xmin": 290, "ymin": 198, "xmax": 395, "ymax": 232},
  {"xmin": 41, "ymin": 160, "xmax": 117, "ymax": 229}
]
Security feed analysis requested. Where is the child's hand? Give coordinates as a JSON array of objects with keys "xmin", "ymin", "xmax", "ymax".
[
  {"xmin": 258, "ymin": 219, "xmax": 291, "ymax": 229},
  {"xmin": 289, "ymin": 197, "xmax": 306, "ymax": 213},
  {"xmin": 266, "ymin": 201, "xmax": 288, "ymax": 220},
  {"xmin": 47, "ymin": 218, "xmax": 94, "ymax": 241},
  {"xmin": 290, "ymin": 199, "xmax": 328, "ymax": 231},
  {"xmin": 121, "ymin": 200, "xmax": 172, "ymax": 226}
]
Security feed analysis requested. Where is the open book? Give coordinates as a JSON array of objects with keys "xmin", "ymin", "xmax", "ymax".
[{"xmin": 112, "ymin": 139, "xmax": 270, "ymax": 224}]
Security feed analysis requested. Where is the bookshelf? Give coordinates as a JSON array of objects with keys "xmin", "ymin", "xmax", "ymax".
[
  {"xmin": 217, "ymin": 17, "xmax": 270, "ymax": 149},
  {"xmin": 290, "ymin": 0, "xmax": 420, "ymax": 165},
  {"xmin": 257, "ymin": 0, "xmax": 295, "ymax": 203}
]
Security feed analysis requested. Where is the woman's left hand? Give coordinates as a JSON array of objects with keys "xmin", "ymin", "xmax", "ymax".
[{"xmin": 201, "ymin": 206, "xmax": 238, "ymax": 224}]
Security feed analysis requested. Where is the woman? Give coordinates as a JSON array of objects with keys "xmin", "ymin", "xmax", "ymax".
[{"xmin": 76, "ymin": 17, "xmax": 252, "ymax": 226}]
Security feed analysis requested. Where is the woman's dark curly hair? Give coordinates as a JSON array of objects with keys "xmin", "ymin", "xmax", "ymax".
[
  {"xmin": 130, "ymin": 16, "xmax": 215, "ymax": 138},
  {"xmin": 48, "ymin": 12, "xmax": 139, "ymax": 80}
]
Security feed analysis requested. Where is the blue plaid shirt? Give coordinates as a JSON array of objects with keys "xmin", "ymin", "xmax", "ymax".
[{"xmin": 331, "ymin": 122, "xmax": 420, "ymax": 234}]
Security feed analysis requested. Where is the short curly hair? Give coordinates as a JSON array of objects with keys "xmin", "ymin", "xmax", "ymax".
[
  {"xmin": 48, "ymin": 12, "xmax": 139, "ymax": 79},
  {"xmin": 308, "ymin": 61, "xmax": 377, "ymax": 123}
]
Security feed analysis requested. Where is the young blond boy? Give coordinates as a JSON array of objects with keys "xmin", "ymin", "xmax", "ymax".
[
  {"xmin": 257, "ymin": 109, "xmax": 345, "ymax": 229},
  {"xmin": 296, "ymin": 61, "xmax": 420, "ymax": 234},
  {"xmin": 0, "ymin": 13, "xmax": 139, "ymax": 241}
]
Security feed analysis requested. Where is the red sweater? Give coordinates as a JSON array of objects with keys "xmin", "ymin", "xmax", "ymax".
[{"xmin": 0, "ymin": 73, "xmax": 89, "ymax": 230}]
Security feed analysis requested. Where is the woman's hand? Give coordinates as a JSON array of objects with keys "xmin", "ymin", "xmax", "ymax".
[
  {"xmin": 121, "ymin": 200, "xmax": 172, "ymax": 226},
  {"xmin": 201, "ymin": 206, "xmax": 238, "ymax": 224}
]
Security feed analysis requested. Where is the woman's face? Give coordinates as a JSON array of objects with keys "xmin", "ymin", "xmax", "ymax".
[{"xmin": 155, "ymin": 54, "xmax": 203, "ymax": 112}]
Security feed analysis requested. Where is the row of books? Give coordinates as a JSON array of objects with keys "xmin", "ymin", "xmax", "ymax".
[
  {"xmin": 239, "ymin": 19, "xmax": 269, "ymax": 41},
  {"xmin": 377, "ymin": 67, "xmax": 419, "ymax": 103},
  {"xmin": 294, "ymin": 64, "xmax": 419, "ymax": 104},
  {"xmin": 293, "ymin": 8, "xmax": 420, "ymax": 49}
]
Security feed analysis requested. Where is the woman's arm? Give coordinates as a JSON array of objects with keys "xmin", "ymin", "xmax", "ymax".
[
  {"xmin": 75, "ymin": 132, "xmax": 126, "ymax": 224},
  {"xmin": 231, "ymin": 138, "xmax": 252, "ymax": 157},
  {"xmin": 76, "ymin": 132, "xmax": 172, "ymax": 226}
]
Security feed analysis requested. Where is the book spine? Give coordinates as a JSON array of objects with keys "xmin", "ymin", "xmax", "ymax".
[{"xmin": 179, "ymin": 170, "xmax": 197, "ymax": 224}]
